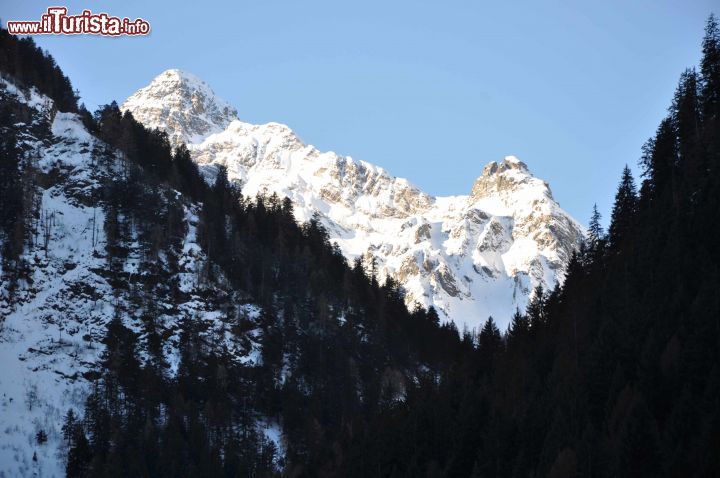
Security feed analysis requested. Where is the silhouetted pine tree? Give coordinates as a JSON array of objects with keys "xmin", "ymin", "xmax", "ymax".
[{"xmin": 608, "ymin": 165, "xmax": 638, "ymax": 249}]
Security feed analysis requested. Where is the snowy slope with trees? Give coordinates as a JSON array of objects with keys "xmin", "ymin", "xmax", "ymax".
[{"xmin": 0, "ymin": 77, "xmax": 276, "ymax": 477}]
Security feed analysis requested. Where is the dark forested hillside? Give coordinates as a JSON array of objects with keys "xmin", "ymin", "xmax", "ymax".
[
  {"xmin": 1, "ymin": 13, "xmax": 719, "ymax": 478},
  {"xmin": 337, "ymin": 15, "xmax": 720, "ymax": 478}
]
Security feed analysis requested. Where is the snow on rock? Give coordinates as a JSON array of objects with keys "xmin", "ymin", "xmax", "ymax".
[
  {"xmin": 0, "ymin": 81, "xmax": 269, "ymax": 477},
  {"xmin": 122, "ymin": 69, "xmax": 238, "ymax": 147},
  {"xmin": 122, "ymin": 71, "xmax": 585, "ymax": 330}
]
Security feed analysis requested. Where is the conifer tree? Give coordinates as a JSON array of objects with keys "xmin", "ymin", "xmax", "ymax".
[
  {"xmin": 587, "ymin": 204, "xmax": 603, "ymax": 244},
  {"xmin": 527, "ymin": 285, "xmax": 546, "ymax": 329},
  {"xmin": 507, "ymin": 307, "xmax": 530, "ymax": 343},
  {"xmin": 480, "ymin": 317, "xmax": 501, "ymax": 348},
  {"xmin": 608, "ymin": 166, "xmax": 638, "ymax": 249},
  {"xmin": 673, "ymin": 69, "xmax": 703, "ymax": 187},
  {"xmin": 701, "ymin": 14, "xmax": 720, "ymax": 121},
  {"xmin": 584, "ymin": 203, "xmax": 606, "ymax": 264}
]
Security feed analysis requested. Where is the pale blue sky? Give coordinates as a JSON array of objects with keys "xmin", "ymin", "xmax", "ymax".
[{"xmin": 3, "ymin": 1, "xmax": 715, "ymax": 225}]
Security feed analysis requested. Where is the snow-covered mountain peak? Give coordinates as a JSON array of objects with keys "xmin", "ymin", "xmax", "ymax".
[
  {"xmin": 482, "ymin": 155, "xmax": 530, "ymax": 176},
  {"xmin": 121, "ymin": 69, "xmax": 238, "ymax": 147},
  {"xmin": 122, "ymin": 72, "xmax": 584, "ymax": 329},
  {"xmin": 470, "ymin": 155, "xmax": 554, "ymax": 205}
]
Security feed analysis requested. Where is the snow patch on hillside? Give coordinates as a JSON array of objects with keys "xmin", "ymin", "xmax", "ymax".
[{"xmin": 0, "ymin": 84, "xmax": 273, "ymax": 477}]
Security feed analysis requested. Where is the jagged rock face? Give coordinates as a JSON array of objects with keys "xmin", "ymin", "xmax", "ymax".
[
  {"xmin": 122, "ymin": 69, "xmax": 238, "ymax": 147},
  {"xmin": 122, "ymin": 70, "xmax": 585, "ymax": 330}
]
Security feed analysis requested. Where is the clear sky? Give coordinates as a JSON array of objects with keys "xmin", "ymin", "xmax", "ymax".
[{"xmin": 4, "ymin": 1, "xmax": 715, "ymax": 225}]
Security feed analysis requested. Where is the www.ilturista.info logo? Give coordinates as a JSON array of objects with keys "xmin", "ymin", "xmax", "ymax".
[{"xmin": 7, "ymin": 7, "xmax": 150, "ymax": 36}]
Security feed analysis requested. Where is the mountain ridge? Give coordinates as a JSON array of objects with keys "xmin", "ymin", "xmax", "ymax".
[{"xmin": 122, "ymin": 69, "xmax": 584, "ymax": 329}]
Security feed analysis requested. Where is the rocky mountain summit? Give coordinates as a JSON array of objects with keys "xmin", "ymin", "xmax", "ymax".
[
  {"xmin": 122, "ymin": 70, "xmax": 584, "ymax": 329},
  {"xmin": 122, "ymin": 69, "xmax": 238, "ymax": 146}
]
